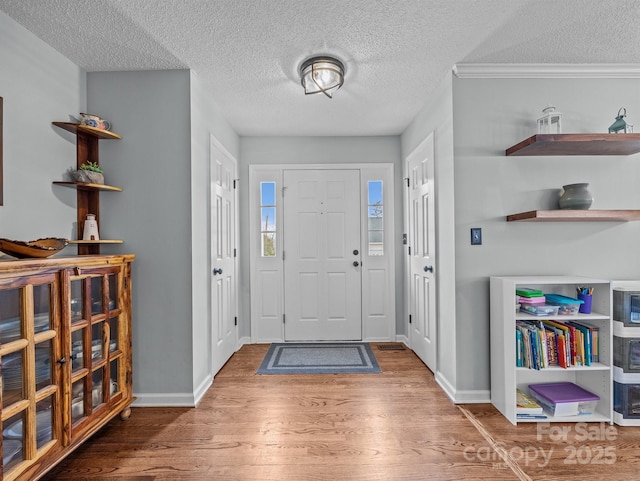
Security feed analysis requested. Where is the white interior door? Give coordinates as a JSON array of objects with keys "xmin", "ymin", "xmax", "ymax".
[
  {"xmin": 211, "ymin": 139, "xmax": 237, "ymax": 375},
  {"xmin": 407, "ymin": 133, "xmax": 437, "ymax": 371},
  {"xmin": 283, "ymin": 169, "xmax": 362, "ymax": 341}
]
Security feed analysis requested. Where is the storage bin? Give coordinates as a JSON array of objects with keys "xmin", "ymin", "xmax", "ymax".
[
  {"xmin": 613, "ymin": 336, "xmax": 640, "ymax": 373},
  {"xmin": 613, "ymin": 289, "xmax": 640, "ymax": 326},
  {"xmin": 529, "ymin": 382, "xmax": 599, "ymax": 417},
  {"xmin": 614, "ymin": 381, "xmax": 640, "ymax": 419},
  {"xmin": 544, "ymin": 293, "xmax": 583, "ymax": 315},
  {"xmin": 613, "ymin": 367, "xmax": 640, "ymax": 419},
  {"xmin": 520, "ymin": 304, "xmax": 559, "ymax": 316},
  {"xmin": 519, "ymin": 296, "xmax": 546, "ymax": 305}
]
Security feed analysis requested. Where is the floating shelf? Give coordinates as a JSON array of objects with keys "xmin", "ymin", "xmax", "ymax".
[
  {"xmin": 507, "ymin": 209, "xmax": 640, "ymax": 222},
  {"xmin": 69, "ymin": 240, "xmax": 124, "ymax": 245},
  {"xmin": 506, "ymin": 133, "xmax": 640, "ymax": 156},
  {"xmin": 53, "ymin": 181, "xmax": 122, "ymax": 192},
  {"xmin": 52, "ymin": 122, "xmax": 121, "ymax": 140}
]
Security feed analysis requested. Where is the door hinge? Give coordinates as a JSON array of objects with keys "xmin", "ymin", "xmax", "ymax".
[
  {"xmin": 233, "ymin": 179, "xmax": 238, "ymax": 189},
  {"xmin": 409, "ymin": 314, "xmax": 412, "ymax": 324},
  {"xmin": 408, "ymin": 246, "xmax": 411, "ymax": 256},
  {"xmin": 282, "ymin": 251, "xmax": 285, "ymax": 261},
  {"xmin": 234, "ymin": 316, "xmax": 237, "ymax": 326},
  {"xmin": 283, "ymin": 314, "xmax": 286, "ymax": 324},
  {"xmin": 234, "ymin": 248, "xmax": 237, "ymax": 258},
  {"xmin": 405, "ymin": 177, "xmax": 410, "ymax": 188}
]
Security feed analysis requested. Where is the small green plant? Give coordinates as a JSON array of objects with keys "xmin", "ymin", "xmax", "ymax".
[{"xmin": 80, "ymin": 161, "xmax": 103, "ymax": 174}]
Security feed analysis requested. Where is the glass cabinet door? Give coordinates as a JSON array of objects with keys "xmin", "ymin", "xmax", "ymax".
[
  {"xmin": 0, "ymin": 275, "xmax": 61, "ymax": 476},
  {"xmin": 67, "ymin": 266, "xmax": 124, "ymax": 433}
]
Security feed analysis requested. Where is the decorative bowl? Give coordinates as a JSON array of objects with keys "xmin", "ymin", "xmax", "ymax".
[{"xmin": 0, "ymin": 237, "xmax": 69, "ymax": 259}]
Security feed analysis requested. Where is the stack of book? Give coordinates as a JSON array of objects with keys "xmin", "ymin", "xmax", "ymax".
[
  {"xmin": 516, "ymin": 319, "xmax": 599, "ymax": 369},
  {"xmin": 516, "ymin": 388, "xmax": 547, "ymax": 419}
]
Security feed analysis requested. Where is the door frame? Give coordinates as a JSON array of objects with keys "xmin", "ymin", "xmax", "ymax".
[{"xmin": 249, "ymin": 163, "xmax": 395, "ymax": 343}]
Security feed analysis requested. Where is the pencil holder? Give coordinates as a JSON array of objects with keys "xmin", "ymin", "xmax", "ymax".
[{"xmin": 578, "ymin": 293, "xmax": 592, "ymax": 314}]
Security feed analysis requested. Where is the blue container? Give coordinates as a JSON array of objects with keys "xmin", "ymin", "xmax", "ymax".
[{"xmin": 544, "ymin": 293, "xmax": 583, "ymax": 315}]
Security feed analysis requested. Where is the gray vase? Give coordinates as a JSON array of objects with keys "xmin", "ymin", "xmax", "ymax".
[{"xmin": 558, "ymin": 183, "xmax": 593, "ymax": 210}]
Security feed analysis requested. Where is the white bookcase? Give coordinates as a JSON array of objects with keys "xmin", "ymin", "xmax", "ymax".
[{"xmin": 490, "ymin": 276, "xmax": 613, "ymax": 425}]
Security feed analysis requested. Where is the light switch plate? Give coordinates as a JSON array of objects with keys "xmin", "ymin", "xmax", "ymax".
[{"xmin": 471, "ymin": 228, "xmax": 482, "ymax": 245}]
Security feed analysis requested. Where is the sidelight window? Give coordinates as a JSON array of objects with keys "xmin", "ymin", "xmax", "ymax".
[
  {"xmin": 260, "ymin": 182, "xmax": 276, "ymax": 257},
  {"xmin": 367, "ymin": 181, "xmax": 384, "ymax": 256}
]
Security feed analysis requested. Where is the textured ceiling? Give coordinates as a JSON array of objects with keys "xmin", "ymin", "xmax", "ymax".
[{"xmin": 2, "ymin": 0, "xmax": 640, "ymax": 136}]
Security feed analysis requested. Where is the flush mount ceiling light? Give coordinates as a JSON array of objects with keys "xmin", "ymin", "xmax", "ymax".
[{"xmin": 299, "ymin": 56, "xmax": 345, "ymax": 98}]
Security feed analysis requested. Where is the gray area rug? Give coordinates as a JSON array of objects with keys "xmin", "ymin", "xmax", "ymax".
[{"xmin": 257, "ymin": 343, "xmax": 381, "ymax": 374}]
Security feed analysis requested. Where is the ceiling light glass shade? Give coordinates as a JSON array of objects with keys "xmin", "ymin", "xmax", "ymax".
[{"xmin": 299, "ymin": 56, "xmax": 345, "ymax": 98}]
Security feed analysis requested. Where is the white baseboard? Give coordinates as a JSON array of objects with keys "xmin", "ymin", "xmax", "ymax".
[
  {"xmin": 237, "ymin": 336, "xmax": 251, "ymax": 348},
  {"xmin": 133, "ymin": 373, "xmax": 215, "ymax": 408},
  {"xmin": 395, "ymin": 334, "xmax": 409, "ymax": 347},
  {"xmin": 193, "ymin": 374, "xmax": 213, "ymax": 406},
  {"xmin": 435, "ymin": 372, "xmax": 490, "ymax": 403},
  {"xmin": 133, "ymin": 392, "xmax": 199, "ymax": 407}
]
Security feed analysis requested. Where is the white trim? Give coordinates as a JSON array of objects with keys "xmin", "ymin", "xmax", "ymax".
[
  {"xmin": 395, "ymin": 334, "xmax": 409, "ymax": 348},
  {"xmin": 132, "ymin": 392, "xmax": 200, "ymax": 407},
  {"xmin": 193, "ymin": 374, "xmax": 213, "ymax": 406},
  {"xmin": 435, "ymin": 372, "xmax": 491, "ymax": 404},
  {"xmin": 453, "ymin": 63, "xmax": 640, "ymax": 79}
]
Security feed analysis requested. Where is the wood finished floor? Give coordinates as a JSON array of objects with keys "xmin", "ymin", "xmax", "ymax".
[{"xmin": 42, "ymin": 344, "xmax": 640, "ymax": 481}]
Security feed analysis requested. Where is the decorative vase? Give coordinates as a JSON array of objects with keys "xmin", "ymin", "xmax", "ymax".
[
  {"xmin": 558, "ymin": 183, "xmax": 593, "ymax": 210},
  {"xmin": 82, "ymin": 214, "xmax": 100, "ymax": 240}
]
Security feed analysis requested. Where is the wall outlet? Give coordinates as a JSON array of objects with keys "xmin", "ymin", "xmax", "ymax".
[{"xmin": 471, "ymin": 228, "xmax": 482, "ymax": 245}]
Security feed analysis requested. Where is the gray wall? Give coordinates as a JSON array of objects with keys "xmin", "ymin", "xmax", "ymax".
[
  {"xmin": 88, "ymin": 70, "xmax": 194, "ymax": 399},
  {"xmin": 88, "ymin": 69, "xmax": 239, "ymax": 403},
  {"xmin": 401, "ymin": 72, "xmax": 457, "ymax": 387},
  {"xmin": 189, "ymin": 72, "xmax": 240, "ymax": 393},
  {"xmin": 451, "ymin": 76, "xmax": 640, "ymax": 394},
  {"xmin": 0, "ymin": 11, "xmax": 85, "ymax": 241},
  {"xmin": 239, "ymin": 136, "xmax": 403, "ymax": 339}
]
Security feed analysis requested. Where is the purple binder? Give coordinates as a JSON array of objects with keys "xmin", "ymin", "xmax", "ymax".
[{"xmin": 529, "ymin": 382, "xmax": 599, "ymax": 403}]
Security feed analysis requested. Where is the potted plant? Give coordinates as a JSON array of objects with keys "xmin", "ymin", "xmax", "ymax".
[{"xmin": 71, "ymin": 161, "xmax": 104, "ymax": 184}]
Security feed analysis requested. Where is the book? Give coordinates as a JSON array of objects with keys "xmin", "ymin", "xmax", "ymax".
[
  {"xmin": 516, "ymin": 389, "xmax": 543, "ymax": 415},
  {"xmin": 516, "ymin": 413, "xmax": 548, "ymax": 420}
]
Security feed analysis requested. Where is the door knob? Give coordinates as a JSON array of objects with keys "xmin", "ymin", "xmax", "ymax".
[
  {"xmin": 424, "ymin": 265, "xmax": 433, "ymax": 273},
  {"xmin": 353, "ymin": 261, "xmax": 360, "ymax": 267},
  {"xmin": 213, "ymin": 267, "xmax": 223, "ymax": 275}
]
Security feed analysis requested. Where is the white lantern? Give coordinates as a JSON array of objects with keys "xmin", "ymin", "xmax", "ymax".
[{"xmin": 537, "ymin": 106, "xmax": 562, "ymax": 134}]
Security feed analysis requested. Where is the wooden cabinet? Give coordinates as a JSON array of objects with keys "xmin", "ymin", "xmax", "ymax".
[
  {"xmin": 490, "ymin": 276, "xmax": 612, "ymax": 425},
  {"xmin": 0, "ymin": 255, "xmax": 134, "ymax": 480},
  {"xmin": 52, "ymin": 122, "xmax": 123, "ymax": 255}
]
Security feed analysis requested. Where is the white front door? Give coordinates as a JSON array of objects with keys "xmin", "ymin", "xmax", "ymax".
[
  {"xmin": 210, "ymin": 139, "xmax": 237, "ymax": 375},
  {"xmin": 407, "ymin": 133, "xmax": 437, "ymax": 371},
  {"xmin": 283, "ymin": 169, "xmax": 362, "ymax": 341}
]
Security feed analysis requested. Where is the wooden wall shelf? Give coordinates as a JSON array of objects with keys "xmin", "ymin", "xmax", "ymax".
[
  {"xmin": 53, "ymin": 181, "xmax": 122, "ymax": 192},
  {"xmin": 52, "ymin": 121, "xmax": 122, "ymax": 255},
  {"xmin": 52, "ymin": 121, "xmax": 121, "ymax": 140},
  {"xmin": 506, "ymin": 134, "xmax": 640, "ymax": 156},
  {"xmin": 507, "ymin": 210, "xmax": 640, "ymax": 222},
  {"xmin": 68, "ymin": 239, "xmax": 124, "ymax": 245}
]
